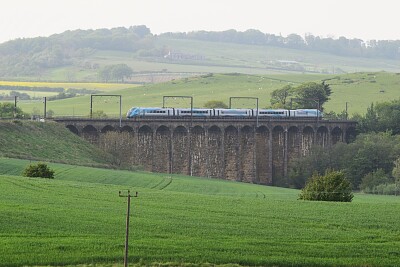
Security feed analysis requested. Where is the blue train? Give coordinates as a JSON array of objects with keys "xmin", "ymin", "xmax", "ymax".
[{"xmin": 126, "ymin": 107, "xmax": 322, "ymax": 118}]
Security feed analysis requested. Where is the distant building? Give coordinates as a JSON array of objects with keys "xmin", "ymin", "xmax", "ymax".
[{"xmin": 164, "ymin": 50, "xmax": 205, "ymax": 61}]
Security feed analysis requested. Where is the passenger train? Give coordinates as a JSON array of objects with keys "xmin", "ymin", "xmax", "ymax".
[{"xmin": 126, "ymin": 107, "xmax": 322, "ymax": 118}]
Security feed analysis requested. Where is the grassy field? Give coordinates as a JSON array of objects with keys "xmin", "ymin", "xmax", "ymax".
[
  {"xmin": 11, "ymin": 73, "xmax": 325, "ymax": 117},
  {"xmin": 7, "ymin": 72, "xmax": 400, "ymax": 117},
  {"xmin": 0, "ymin": 157, "xmax": 400, "ymax": 267},
  {"xmin": 41, "ymin": 38, "xmax": 400, "ymax": 82},
  {"xmin": 0, "ymin": 121, "xmax": 112, "ymax": 166}
]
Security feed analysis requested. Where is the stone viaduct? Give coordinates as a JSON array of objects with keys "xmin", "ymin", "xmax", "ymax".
[{"xmin": 55, "ymin": 117, "xmax": 357, "ymax": 185}]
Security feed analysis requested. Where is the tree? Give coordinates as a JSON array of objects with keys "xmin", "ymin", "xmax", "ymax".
[
  {"xmin": 0, "ymin": 102, "xmax": 26, "ymax": 118},
  {"xmin": 360, "ymin": 169, "xmax": 391, "ymax": 193},
  {"xmin": 289, "ymin": 132, "xmax": 400, "ymax": 189},
  {"xmin": 299, "ymin": 170, "xmax": 353, "ymax": 202},
  {"xmin": 111, "ymin": 64, "xmax": 133, "ymax": 82},
  {"xmin": 356, "ymin": 98, "xmax": 400, "ymax": 134},
  {"xmin": 22, "ymin": 163, "xmax": 55, "ymax": 179},
  {"xmin": 203, "ymin": 100, "xmax": 228, "ymax": 109},
  {"xmin": 393, "ymin": 158, "xmax": 400, "ymax": 195},
  {"xmin": 270, "ymin": 85, "xmax": 293, "ymax": 108},
  {"xmin": 293, "ymin": 82, "xmax": 331, "ymax": 110},
  {"xmin": 99, "ymin": 64, "xmax": 133, "ymax": 82}
]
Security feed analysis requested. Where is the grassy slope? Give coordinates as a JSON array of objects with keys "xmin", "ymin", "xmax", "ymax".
[
  {"xmin": 37, "ymin": 38, "xmax": 400, "ymax": 81},
  {"xmin": 0, "ymin": 158, "xmax": 399, "ymax": 267},
  {"xmin": 0, "ymin": 121, "xmax": 111, "ymax": 166},
  {"xmin": 13, "ymin": 72, "xmax": 400, "ymax": 116}
]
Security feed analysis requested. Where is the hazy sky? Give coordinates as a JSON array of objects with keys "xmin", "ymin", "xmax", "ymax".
[{"xmin": 0, "ymin": 0, "xmax": 398, "ymax": 43}]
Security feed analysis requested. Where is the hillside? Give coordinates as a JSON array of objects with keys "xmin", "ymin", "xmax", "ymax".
[
  {"xmin": 9, "ymin": 72, "xmax": 400, "ymax": 116},
  {"xmin": 0, "ymin": 120, "xmax": 112, "ymax": 166},
  {"xmin": 1, "ymin": 27, "xmax": 400, "ymax": 82},
  {"xmin": 0, "ymin": 158, "xmax": 400, "ymax": 266}
]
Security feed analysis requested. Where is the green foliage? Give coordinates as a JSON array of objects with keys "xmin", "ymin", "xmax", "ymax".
[
  {"xmin": 360, "ymin": 168, "xmax": 391, "ymax": 192},
  {"xmin": 293, "ymin": 82, "xmax": 331, "ymax": 109},
  {"xmin": 363, "ymin": 183, "xmax": 400, "ymax": 195},
  {"xmin": 22, "ymin": 162, "xmax": 55, "ymax": 179},
  {"xmin": 98, "ymin": 63, "xmax": 133, "ymax": 82},
  {"xmin": 1, "ymin": 158, "xmax": 400, "ymax": 266},
  {"xmin": 91, "ymin": 110, "xmax": 108, "ymax": 118},
  {"xmin": 0, "ymin": 102, "xmax": 26, "ymax": 118},
  {"xmin": 393, "ymin": 158, "xmax": 400, "ymax": 183},
  {"xmin": 203, "ymin": 100, "xmax": 228, "ymax": 108},
  {"xmin": 356, "ymin": 98, "xmax": 400, "ymax": 134},
  {"xmin": 270, "ymin": 84, "xmax": 293, "ymax": 108},
  {"xmin": 47, "ymin": 92, "xmax": 76, "ymax": 101},
  {"xmin": 299, "ymin": 170, "xmax": 353, "ymax": 202},
  {"xmin": 270, "ymin": 82, "xmax": 331, "ymax": 110},
  {"xmin": 289, "ymin": 132, "xmax": 400, "ymax": 189}
]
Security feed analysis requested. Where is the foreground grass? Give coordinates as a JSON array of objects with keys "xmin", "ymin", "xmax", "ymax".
[{"xmin": 0, "ymin": 158, "xmax": 400, "ymax": 267}]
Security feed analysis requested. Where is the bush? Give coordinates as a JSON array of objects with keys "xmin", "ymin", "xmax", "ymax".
[
  {"xmin": 299, "ymin": 170, "xmax": 353, "ymax": 202},
  {"xmin": 22, "ymin": 163, "xmax": 55, "ymax": 179},
  {"xmin": 203, "ymin": 100, "xmax": 228, "ymax": 109}
]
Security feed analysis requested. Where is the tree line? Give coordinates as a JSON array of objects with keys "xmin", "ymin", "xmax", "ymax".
[
  {"xmin": 161, "ymin": 29, "xmax": 400, "ymax": 60},
  {"xmin": 282, "ymin": 98, "xmax": 400, "ymax": 195},
  {"xmin": 0, "ymin": 26, "xmax": 152, "ymax": 76}
]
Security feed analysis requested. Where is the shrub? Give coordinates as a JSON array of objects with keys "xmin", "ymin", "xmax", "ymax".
[
  {"xmin": 203, "ymin": 100, "xmax": 228, "ymax": 109},
  {"xmin": 299, "ymin": 170, "xmax": 353, "ymax": 202},
  {"xmin": 22, "ymin": 163, "xmax": 55, "ymax": 179}
]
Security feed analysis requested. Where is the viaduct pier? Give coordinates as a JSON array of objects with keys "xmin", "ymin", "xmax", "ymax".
[{"xmin": 55, "ymin": 117, "xmax": 357, "ymax": 185}]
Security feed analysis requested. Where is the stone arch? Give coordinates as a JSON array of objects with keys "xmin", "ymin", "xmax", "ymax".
[
  {"xmin": 120, "ymin": 126, "xmax": 133, "ymax": 133},
  {"xmin": 345, "ymin": 127, "xmax": 357, "ymax": 143},
  {"xmin": 272, "ymin": 126, "xmax": 285, "ymax": 183},
  {"xmin": 154, "ymin": 125, "xmax": 171, "ymax": 173},
  {"xmin": 66, "ymin": 125, "xmax": 79, "ymax": 135},
  {"xmin": 332, "ymin": 127, "xmax": 343, "ymax": 145},
  {"xmin": 301, "ymin": 126, "xmax": 314, "ymax": 156},
  {"xmin": 190, "ymin": 126, "xmax": 207, "ymax": 177},
  {"xmin": 137, "ymin": 125, "xmax": 153, "ymax": 171},
  {"xmin": 224, "ymin": 126, "xmax": 239, "ymax": 181},
  {"xmin": 82, "ymin": 125, "xmax": 99, "ymax": 144},
  {"xmin": 240, "ymin": 126, "xmax": 255, "ymax": 183},
  {"xmin": 287, "ymin": 126, "xmax": 300, "ymax": 168},
  {"xmin": 208, "ymin": 125, "xmax": 223, "ymax": 178},
  {"xmin": 256, "ymin": 126, "xmax": 271, "ymax": 184},
  {"xmin": 316, "ymin": 126, "xmax": 329, "ymax": 147},
  {"xmin": 101, "ymin": 125, "xmax": 115, "ymax": 133},
  {"xmin": 172, "ymin": 126, "xmax": 189, "ymax": 174}
]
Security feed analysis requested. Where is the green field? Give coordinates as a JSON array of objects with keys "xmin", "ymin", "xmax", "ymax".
[
  {"xmin": 29, "ymin": 37, "xmax": 400, "ymax": 82},
  {"xmin": 0, "ymin": 157, "xmax": 399, "ymax": 267},
  {"xmin": 8, "ymin": 72, "xmax": 400, "ymax": 117},
  {"xmin": 0, "ymin": 121, "xmax": 112, "ymax": 166}
]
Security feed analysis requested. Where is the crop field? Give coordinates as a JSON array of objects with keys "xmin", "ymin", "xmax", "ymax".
[{"xmin": 0, "ymin": 158, "xmax": 400, "ymax": 267}]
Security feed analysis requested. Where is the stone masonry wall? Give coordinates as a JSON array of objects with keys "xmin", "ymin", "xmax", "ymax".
[{"xmin": 71, "ymin": 119, "xmax": 356, "ymax": 186}]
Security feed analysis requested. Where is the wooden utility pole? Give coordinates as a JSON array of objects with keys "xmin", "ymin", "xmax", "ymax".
[{"xmin": 119, "ymin": 190, "xmax": 138, "ymax": 267}]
